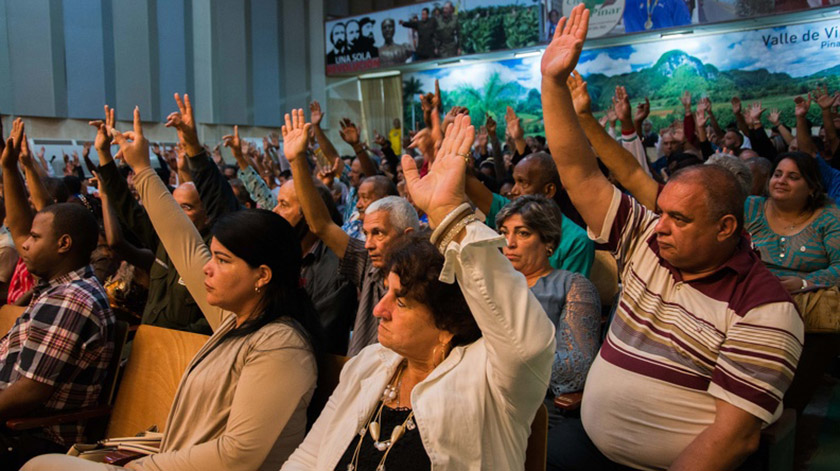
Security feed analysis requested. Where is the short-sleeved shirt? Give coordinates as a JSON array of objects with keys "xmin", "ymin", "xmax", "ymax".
[
  {"xmin": 487, "ymin": 192, "xmax": 595, "ymax": 276},
  {"xmin": 744, "ymin": 196, "xmax": 840, "ymax": 287},
  {"xmin": 0, "ymin": 266, "xmax": 115, "ymax": 446},
  {"xmin": 339, "ymin": 238, "xmax": 385, "ymax": 356},
  {"xmin": 581, "ymin": 187, "xmax": 803, "ymax": 470}
]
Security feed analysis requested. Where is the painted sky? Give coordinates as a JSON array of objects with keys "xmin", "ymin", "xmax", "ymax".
[{"xmin": 407, "ymin": 17, "xmax": 840, "ymax": 97}]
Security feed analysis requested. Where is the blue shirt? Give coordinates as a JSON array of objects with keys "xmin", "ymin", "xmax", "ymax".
[
  {"xmin": 816, "ymin": 153, "xmax": 840, "ymax": 202},
  {"xmin": 624, "ymin": 0, "xmax": 691, "ymax": 33}
]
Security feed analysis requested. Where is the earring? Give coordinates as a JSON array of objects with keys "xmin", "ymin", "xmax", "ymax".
[
  {"xmin": 254, "ymin": 284, "xmax": 261, "ymax": 293},
  {"xmin": 432, "ymin": 341, "xmax": 450, "ymax": 367},
  {"xmin": 547, "ymin": 247, "xmax": 554, "ymax": 256}
]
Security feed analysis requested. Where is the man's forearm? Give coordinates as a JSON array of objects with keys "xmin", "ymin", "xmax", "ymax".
[
  {"xmin": 23, "ymin": 164, "xmax": 53, "ymax": 211},
  {"xmin": 796, "ymin": 115, "xmax": 819, "ymax": 156},
  {"xmin": 314, "ymin": 126, "xmax": 340, "ymax": 165},
  {"xmin": 0, "ymin": 377, "xmax": 54, "ymax": 421},
  {"xmin": 353, "ymin": 144, "xmax": 378, "ymax": 178},
  {"xmin": 2, "ymin": 163, "xmax": 33, "ymax": 248},
  {"xmin": 670, "ymin": 422, "xmax": 758, "ymax": 471}
]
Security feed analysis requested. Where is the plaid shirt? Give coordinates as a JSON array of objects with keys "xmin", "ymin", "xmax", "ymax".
[{"xmin": 0, "ymin": 265, "xmax": 115, "ymax": 446}]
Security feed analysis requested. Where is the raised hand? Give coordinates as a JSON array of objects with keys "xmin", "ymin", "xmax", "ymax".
[
  {"xmin": 222, "ymin": 125, "xmax": 245, "ymax": 161},
  {"xmin": 505, "ymin": 106, "xmax": 524, "ymax": 140},
  {"xmin": 794, "ymin": 95, "xmax": 811, "ymax": 117},
  {"xmin": 613, "ymin": 86, "xmax": 632, "ymax": 123},
  {"xmin": 165, "ymin": 93, "xmax": 201, "ymax": 155},
  {"xmin": 317, "ymin": 153, "xmax": 344, "ymax": 186},
  {"xmin": 731, "ymin": 96, "xmax": 742, "ymax": 115},
  {"xmin": 566, "ymin": 70, "xmax": 591, "ymax": 116},
  {"xmin": 402, "ymin": 113, "xmax": 475, "ymax": 227},
  {"xmin": 747, "ymin": 102, "xmax": 765, "ymax": 125},
  {"xmin": 282, "ymin": 109, "xmax": 311, "ymax": 163},
  {"xmin": 606, "ymin": 106, "xmax": 617, "ymax": 126},
  {"xmin": 680, "ymin": 90, "xmax": 692, "ymax": 112},
  {"xmin": 88, "ymin": 105, "xmax": 115, "ymax": 153},
  {"xmin": 635, "ymin": 96, "xmax": 650, "ymax": 123},
  {"xmin": 19, "ymin": 131, "xmax": 33, "ymax": 168},
  {"xmin": 1, "ymin": 118, "xmax": 24, "ymax": 169},
  {"xmin": 373, "ymin": 130, "xmax": 387, "ymax": 147},
  {"xmin": 431, "ymin": 79, "xmax": 442, "ymax": 111},
  {"xmin": 310, "ymin": 100, "xmax": 325, "ymax": 127},
  {"xmin": 812, "ymin": 84, "xmax": 837, "ymax": 110},
  {"xmin": 485, "ymin": 114, "xmax": 497, "ymax": 139},
  {"xmin": 108, "ymin": 106, "xmax": 152, "ymax": 172},
  {"xmin": 339, "ymin": 118, "xmax": 361, "ymax": 146},
  {"xmin": 768, "ymin": 108, "xmax": 781, "ymax": 126},
  {"xmin": 541, "ymin": 4, "xmax": 589, "ymax": 84},
  {"xmin": 694, "ymin": 108, "xmax": 708, "ymax": 127},
  {"xmin": 443, "ymin": 106, "xmax": 468, "ymax": 136}
]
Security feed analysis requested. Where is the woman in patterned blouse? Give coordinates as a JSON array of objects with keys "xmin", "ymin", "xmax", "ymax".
[
  {"xmin": 744, "ymin": 152, "xmax": 840, "ymax": 291},
  {"xmin": 495, "ymin": 195, "xmax": 601, "ymax": 424}
]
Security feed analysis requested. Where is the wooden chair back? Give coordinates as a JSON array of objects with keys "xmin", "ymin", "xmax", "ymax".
[
  {"xmin": 0, "ymin": 304, "xmax": 25, "ymax": 338},
  {"xmin": 524, "ymin": 404, "xmax": 548, "ymax": 471},
  {"xmin": 307, "ymin": 354, "xmax": 349, "ymax": 427},
  {"xmin": 590, "ymin": 250, "xmax": 619, "ymax": 309},
  {"xmin": 106, "ymin": 325, "xmax": 209, "ymax": 438}
]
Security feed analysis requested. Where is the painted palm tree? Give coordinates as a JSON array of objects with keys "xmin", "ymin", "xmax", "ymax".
[
  {"xmin": 402, "ymin": 76, "xmax": 424, "ymax": 130},
  {"xmin": 448, "ymin": 71, "xmax": 519, "ymax": 134}
]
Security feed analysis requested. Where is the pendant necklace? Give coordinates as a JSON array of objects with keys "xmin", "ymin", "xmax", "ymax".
[
  {"xmin": 347, "ymin": 361, "xmax": 417, "ymax": 471},
  {"xmin": 645, "ymin": 0, "xmax": 661, "ymax": 30}
]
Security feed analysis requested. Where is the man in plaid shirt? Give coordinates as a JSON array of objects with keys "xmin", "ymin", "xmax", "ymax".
[{"xmin": 0, "ymin": 119, "xmax": 115, "ymax": 466}]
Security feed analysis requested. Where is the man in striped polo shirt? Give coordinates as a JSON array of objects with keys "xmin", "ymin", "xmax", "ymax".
[{"xmin": 541, "ymin": 6, "xmax": 804, "ymax": 470}]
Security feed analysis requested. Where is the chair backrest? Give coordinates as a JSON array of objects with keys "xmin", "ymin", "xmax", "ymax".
[
  {"xmin": 0, "ymin": 304, "xmax": 25, "ymax": 338},
  {"xmin": 524, "ymin": 403, "xmax": 548, "ymax": 471},
  {"xmin": 307, "ymin": 353, "xmax": 349, "ymax": 427},
  {"xmin": 106, "ymin": 325, "xmax": 209, "ymax": 438},
  {"xmin": 589, "ymin": 250, "xmax": 619, "ymax": 309},
  {"xmin": 106, "ymin": 320, "xmax": 130, "ymax": 405}
]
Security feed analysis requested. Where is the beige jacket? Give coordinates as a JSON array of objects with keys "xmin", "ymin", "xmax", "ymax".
[{"xmin": 130, "ymin": 167, "xmax": 317, "ymax": 471}]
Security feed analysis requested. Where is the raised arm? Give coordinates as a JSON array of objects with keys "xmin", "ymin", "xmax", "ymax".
[
  {"xmin": 309, "ymin": 100, "xmax": 341, "ymax": 165},
  {"xmin": 569, "ymin": 72, "xmax": 658, "ymax": 211},
  {"xmin": 339, "ymin": 118, "xmax": 377, "ymax": 178},
  {"xmin": 794, "ymin": 96, "xmax": 819, "ymax": 157},
  {"xmin": 167, "ymin": 93, "xmax": 241, "ymax": 220},
  {"xmin": 731, "ymin": 97, "xmax": 751, "ymax": 137},
  {"xmin": 486, "ymin": 115, "xmax": 507, "ymax": 183},
  {"xmin": 285, "ymin": 109, "xmax": 350, "ymax": 259},
  {"xmin": 814, "ymin": 85, "xmax": 839, "ymax": 154},
  {"xmin": 19, "ymin": 132, "xmax": 52, "ymax": 211},
  {"xmin": 745, "ymin": 102, "xmax": 778, "ymax": 160},
  {"xmin": 98, "ymin": 176, "xmax": 155, "ymax": 273},
  {"xmin": 505, "ymin": 106, "xmax": 528, "ymax": 156},
  {"xmin": 768, "ymin": 109, "xmax": 794, "ymax": 146},
  {"xmin": 109, "ymin": 107, "xmax": 224, "ymax": 331},
  {"xmin": 403, "ymin": 113, "xmax": 555, "ymax": 413},
  {"xmin": 0, "ymin": 119, "xmax": 34, "ymax": 250},
  {"xmin": 223, "ymin": 126, "xmax": 277, "ymax": 209},
  {"xmin": 542, "ymin": 6, "xmax": 616, "ymax": 235}
]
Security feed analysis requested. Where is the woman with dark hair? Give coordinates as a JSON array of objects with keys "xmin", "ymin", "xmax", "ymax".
[
  {"xmin": 25, "ymin": 109, "xmax": 318, "ymax": 470},
  {"xmin": 282, "ymin": 112, "xmax": 554, "ymax": 470},
  {"xmin": 744, "ymin": 152, "xmax": 840, "ymax": 291}
]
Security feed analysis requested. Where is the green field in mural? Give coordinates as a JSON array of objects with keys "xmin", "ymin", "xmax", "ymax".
[{"xmin": 404, "ymin": 18, "xmax": 840, "ymax": 135}]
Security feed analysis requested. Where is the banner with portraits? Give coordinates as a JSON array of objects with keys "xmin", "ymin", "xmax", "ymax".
[
  {"xmin": 325, "ymin": 0, "xmax": 544, "ymax": 75},
  {"xmin": 326, "ymin": 0, "xmax": 840, "ymax": 75}
]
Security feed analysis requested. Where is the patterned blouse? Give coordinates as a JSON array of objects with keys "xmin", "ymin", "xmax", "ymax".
[
  {"xmin": 529, "ymin": 269, "xmax": 601, "ymax": 396},
  {"xmin": 744, "ymin": 196, "xmax": 840, "ymax": 287}
]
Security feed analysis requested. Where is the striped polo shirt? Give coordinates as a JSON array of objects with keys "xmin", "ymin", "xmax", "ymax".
[{"xmin": 581, "ymin": 187, "xmax": 804, "ymax": 470}]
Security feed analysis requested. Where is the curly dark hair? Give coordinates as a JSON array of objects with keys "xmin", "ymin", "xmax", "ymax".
[{"xmin": 384, "ymin": 234, "xmax": 481, "ymax": 347}]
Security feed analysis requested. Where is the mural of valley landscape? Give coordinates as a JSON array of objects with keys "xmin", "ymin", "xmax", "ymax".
[{"xmin": 403, "ymin": 18, "xmax": 840, "ymax": 136}]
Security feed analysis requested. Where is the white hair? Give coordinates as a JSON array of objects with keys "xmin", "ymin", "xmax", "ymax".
[{"xmin": 365, "ymin": 196, "xmax": 420, "ymax": 232}]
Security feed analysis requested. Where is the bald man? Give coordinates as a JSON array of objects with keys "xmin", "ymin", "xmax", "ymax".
[{"xmin": 540, "ymin": 17, "xmax": 802, "ymax": 469}]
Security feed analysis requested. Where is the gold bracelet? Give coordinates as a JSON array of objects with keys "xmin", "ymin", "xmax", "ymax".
[
  {"xmin": 437, "ymin": 214, "xmax": 479, "ymax": 254},
  {"xmin": 430, "ymin": 203, "xmax": 472, "ymax": 246}
]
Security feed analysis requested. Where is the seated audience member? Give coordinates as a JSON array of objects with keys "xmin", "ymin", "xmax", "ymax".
[
  {"xmin": 0, "ymin": 198, "xmax": 19, "ymax": 301},
  {"xmin": 25, "ymin": 107, "xmax": 319, "ymax": 471},
  {"xmin": 704, "ymin": 153, "xmax": 752, "ymax": 198},
  {"xmin": 495, "ymin": 195, "xmax": 600, "ymax": 433},
  {"xmin": 744, "ymin": 156, "xmax": 772, "ymax": 197},
  {"xmin": 793, "ymin": 97, "xmax": 840, "ymax": 201},
  {"xmin": 541, "ymin": 8, "xmax": 803, "ymax": 470},
  {"xmin": 223, "ymin": 125, "xmax": 278, "ymax": 210},
  {"xmin": 0, "ymin": 119, "xmax": 114, "ymax": 467},
  {"xmin": 345, "ymin": 175, "xmax": 399, "ymax": 241},
  {"xmin": 92, "ymin": 103, "xmax": 209, "ymax": 334},
  {"xmin": 285, "ymin": 109, "xmax": 419, "ymax": 356},
  {"xmin": 254, "ymin": 168, "xmax": 359, "ymax": 355},
  {"xmin": 465, "ymin": 152, "xmax": 594, "ymax": 276},
  {"xmin": 282, "ymin": 112, "xmax": 555, "ymax": 471}
]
